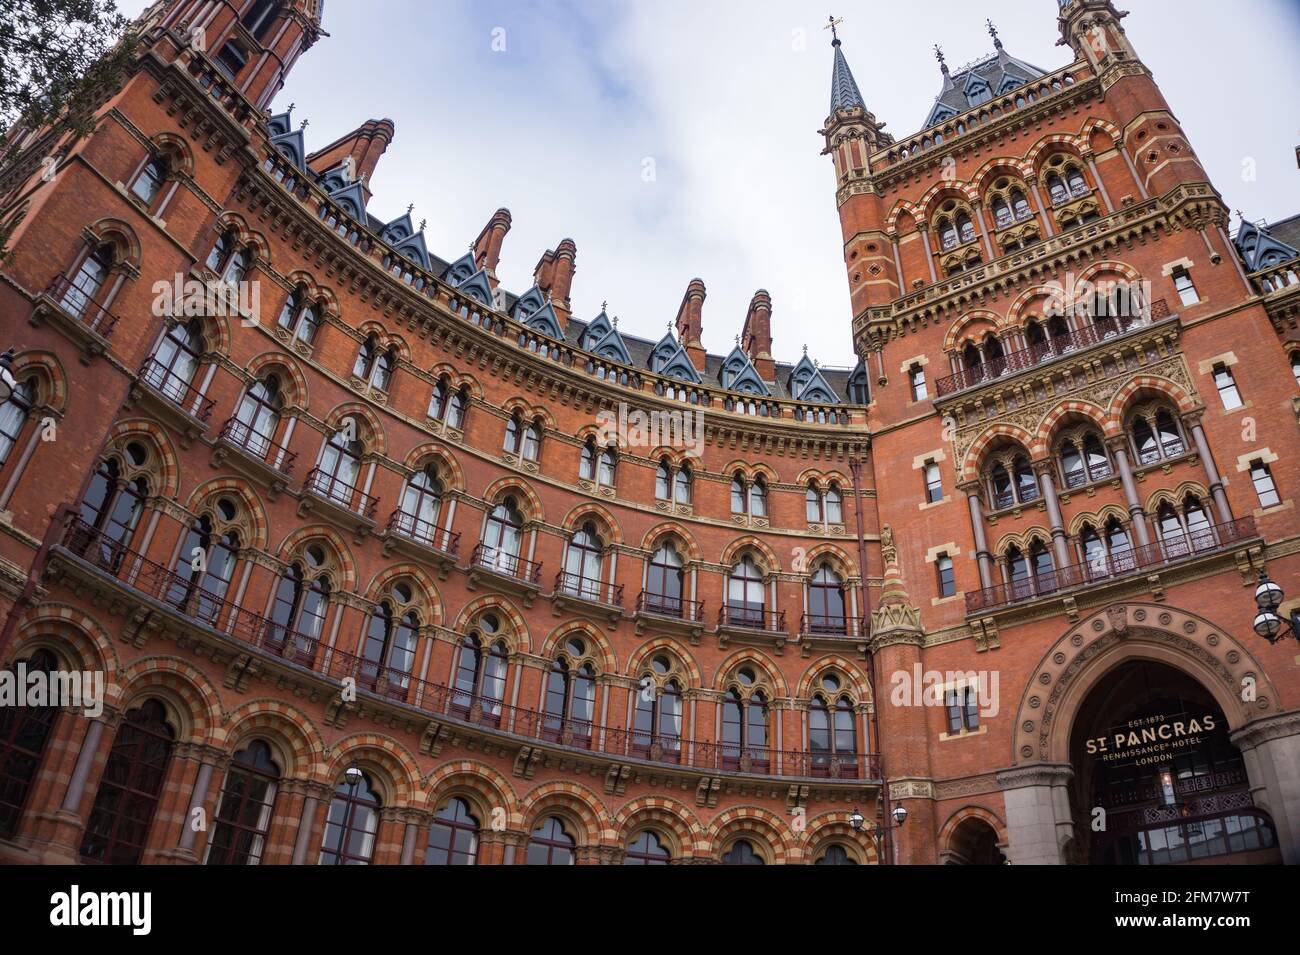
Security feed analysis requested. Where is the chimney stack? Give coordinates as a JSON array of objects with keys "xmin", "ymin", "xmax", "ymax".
[
  {"xmin": 473, "ymin": 208, "xmax": 512, "ymax": 287},
  {"xmin": 533, "ymin": 238, "xmax": 578, "ymax": 321},
  {"xmin": 675, "ymin": 278, "xmax": 708, "ymax": 372},
  {"xmin": 741, "ymin": 289, "xmax": 775, "ymax": 380}
]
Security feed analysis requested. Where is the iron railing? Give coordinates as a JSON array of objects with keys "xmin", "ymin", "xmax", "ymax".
[
  {"xmin": 218, "ymin": 417, "xmax": 297, "ymax": 475},
  {"xmin": 303, "ymin": 467, "xmax": 378, "ymax": 520},
  {"xmin": 800, "ymin": 612, "xmax": 860, "ymax": 637},
  {"xmin": 719, "ymin": 603, "xmax": 787, "ymax": 632},
  {"xmin": 934, "ymin": 300, "xmax": 1171, "ymax": 397},
  {"xmin": 635, "ymin": 590, "xmax": 706, "ymax": 622},
  {"xmin": 966, "ymin": 516, "xmax": 1257, "ymax": 613},
  {"xmin": 55, "ymin": 517, "xmax": 881, "ymax": 780},
  {"xmin": 138, "ymin": 357, "xmax": 215, "ymax": 422},
  {"xmin": 385, "ymin": 508, "xmax": 460, "ymax": 555},
  {"xmin": 554, "ymin": 571, "xmax": 623, "ymax": 606},
  {"xmin": 470, "ymin": 543, "xmax": 543, "ymax": 585},
  {"xmin": 45, "ymin": 273, "xmax": 120, "ymax": 338}
]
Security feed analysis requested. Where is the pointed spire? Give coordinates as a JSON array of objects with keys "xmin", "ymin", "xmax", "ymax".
[{"xmin": 828, "ymin": 19, "xmax": 866, "ymax": 114}]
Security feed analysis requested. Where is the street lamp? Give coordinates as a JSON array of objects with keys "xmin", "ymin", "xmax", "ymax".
[
  {"xmin": 344, "ymin": 762, "xmax": 363, "ymax": 790},
  {"xmin": 0, "ymin": 348, "xmax": 16, "ymax": 405},
  {"xmin": 1252, "ymin": 568, "xmax": 1296, "ymax": 644},
  {"xmin": 849, "ymin": 803, "xmax": 908, "ymax": 838}
]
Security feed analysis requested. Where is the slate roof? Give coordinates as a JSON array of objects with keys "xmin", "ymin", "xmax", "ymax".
[
  {"xmin": 1233, "ymin": 215, "xmax": 1300, "ymax": 273},
  {"xmin": 925, "ymin": 47, "xmax": 1048, "ymax": 128}
]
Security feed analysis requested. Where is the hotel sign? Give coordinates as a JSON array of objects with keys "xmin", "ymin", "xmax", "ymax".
[{"xmin": 1084, "ymin": 712, "xmax": 1219, "ymax": 767}]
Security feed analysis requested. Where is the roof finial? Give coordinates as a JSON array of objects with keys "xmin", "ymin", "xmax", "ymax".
[
  {"xmin": 612, "ymin": 316, "xmax": 618, "ymax": 328},
  {"xmin": 300, "ymin": 118, "xmax": 309, "ymax": 130},
  {"xmin": 418, "ymin": 218, "xmax": 426, "ymax": 233},
  {"xmin": 802, "ymin": 343, "xmax": 809, "ymax": 355},
  {"xmin": 734, "ymin": 334, "xmax": 741, "ymax": 346},
  {"xmin": 601, "ymin": 299, "xmax": 608, "ymax": 312},
  {"xmin": 934, "ymin": 44, "xmax": 949, "ymax": 75},
  {"xmin": 286, "ymin": 102, "xmax": 295, "ymax": 116},
  {"xmin": 986, "ymin": 19, "xmax": 1003, "ymax": 51},
  {"xmin": 824, "ymin": 14, "xmax": 844, "ymax": 46},
  {"xmin": 406, "ymin": 203, "xmax": 414, "ymax": 216}
]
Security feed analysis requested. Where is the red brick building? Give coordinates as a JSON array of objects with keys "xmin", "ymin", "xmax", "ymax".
[{"xmin": 0, "ymin": 0, "xmax": 1296, "ymax": 865}]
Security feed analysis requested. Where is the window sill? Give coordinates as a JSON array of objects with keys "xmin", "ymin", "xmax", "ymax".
[
  {"xmin": 931, "ymin": 592, "xmax": 965, "ymax": 607},
  {"xmin": 919, "ymin": 494, "xmax": 951, "ymax": 511},
  {"xmin": 939, "ymin": 724, "xmax": 987, "ymax": 743}
]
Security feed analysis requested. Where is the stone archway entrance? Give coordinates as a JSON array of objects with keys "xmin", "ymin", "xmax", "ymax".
[
  {"xmin": 944, "ymin": 817, "xmax": 1007, "ymax": 865},
  {"xmin": 1068, "ymin": 660, "xmax": 1279, "ymax": 864},
  {"xmin": 996, "ymin": 602, "xmax": 1300, "ymax": 865}
]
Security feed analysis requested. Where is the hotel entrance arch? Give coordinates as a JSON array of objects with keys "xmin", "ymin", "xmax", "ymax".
[
  {"xmin": 1067, "ymin": 660, "xmax": 1278, "ymax": 864},
  {"xmin": 998, "ymin": 602, "xmax": 1298, "ymax": 864}
]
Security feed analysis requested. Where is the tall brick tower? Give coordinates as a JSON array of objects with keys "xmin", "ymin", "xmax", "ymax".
[{"xmin": 827, "ymin": 2, "xmax": 1300, "ymax": 865}]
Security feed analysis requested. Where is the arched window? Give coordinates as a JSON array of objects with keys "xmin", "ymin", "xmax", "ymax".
[
  {"xmin": 810, "ymin": 692, "xmax": 858, "ymax": 771},
  {"xmin": 1155, "ymin": 410, "xmax": 1184, "ymax": 458},
  {"xmin": 938, "ymin": 217, "xmax": 958, "ymax": 250},
  {"xmin": 76, "ymin": 452, "xmax": 148, "ymax": 569},
  {"xmin": 480, "ymin": 496, "xmax": 524, "ymax": 574},
  {"xmin": 957, "ymin": 212, "xmax": 976, "ymax": 244},
  {"xmin": 1183, "ymin": 493, "xmax": 1212, "ymax": 543},
  {"xmin": 1066, "ymin": 166, "xmax": 1088, "ymax": 195},
  {"xmin": 428, "ymin": 377, "xmax": 449, "ymax": 421},
  {"xmin": 0, "ymin": 374, "xmax": 36, "ymax": 470},
  {"xmin": 319, "ymin": 771, "xmax": 380, "ymax": 865},
  {"xmin": 359, "ymin": 598, "xmax": 418, "ymax": 697},
  {"xmin": 522, "ymin": 419, "xmax": 543, "ymax": 462},
  {"xmin": 166, "ymin": 507, "xmax": 240, "ymax": 623},
  {"xmin": 1046, "ymin": 171, "xmax": 1068, "ymax": 205},
  {"xmin": 562, "ymin": 521, "xmax": 604, "ymax": 599},
  {"xmin": 654, "ymin": 458, "xmax": 671, "ymax": 498},
  {"xmin": 722, "ymin": 670, "xmax": 769, "ymax": 771},
  {"xmin": 634, "ymin": 656, "xmax": 683, "ymax": 759},
  {"xmin": 808, "ymin": 562, "xmax": 846, "ymax": 633},
  {"xmin": 1131, "ymin": 406, "xmax": 1185, "ymax": 465},
  {"xmin": 80, "ymin": 699, "xmax": 174, "ymax": 864},
  {"xmin": 749, "ymin": 475, "xmax": 767, "ymax": 517},
  {"xmin": 267, "ymin": 557, "xmax": 330, "ymax": 660},
  {"xmin": 806, "ymin": 482, "xmax": 822, "ymax": 522},
  {"xmin": 205, "ymin": 740, "xmax": 280, "ymax": 865},
  {"xmin": 147, "ymin": 319, "xmax": 204, "ymax": 403},
  {"xmin": 370, "ymin": 346, "xmax": 396, "ymax": 392},
  {"xmin": 426, "ymin": 797, "xmax": 479, "ymax": 865},
  {"xmin": 60, "ymin": 243, "xmax": 114, "ymax": 318},
  {"xmin": 815, "ymin": 844, "xmax": 858, "ymax": 865},
  {"xmin": 276, "ymin": 290, "xmax": 321, "ymax": 344},
  {"xmin": 580, "ymin": 438, "xmax": 598, "ymax": 481},
  {"xmin": 597, "ymin": 446, "xmax": 616, "ymax": 485},
  {"xmin": 352, "ymin": 335, "xmax": 379, "ymax": 380},
  {"xmin": 730, "ymin": 472, "xmax": 746, "ymax": 513},
  {"xmin": 1013, "ymin": 455, "xmax": 1037, "ymax": 504},
  {"xmin": 0, "ymin": 649, "xmax": 59, "ymax": 838},
  {"xmin": 526, "ymin": 816, "xmax": 575, "ymax": 865},
  {"xmin": 206, "ymin": 230, "xmax": 235, "ymax": 273},
  {"xmin": 1011, "ymin": 189, "xmax": 1030, "ymax": 219},
  {"xmin": 645, "ymin": 542, "xmax": 684, "ymax": 615},
  {"xmin": 722, "ymin": 838, "xmax": 765, "ymax": 865},
  {"xmin": 231, "ymin": 375, "xmax": 283, "ymax": 459},
  {"xmin": 446, "ymin": 386, "xmax": 468, "ymax": 429},
  {"xmin": 1105, "ymin": 517, "xmax": 1135, "ymax": 573},
  {"xmin": 397, "ymin": 464, "xmax": 443, "ymax": 544},
  {"xmin": 674, "ymin": 462, "xmax": 691, "ymax": 504},
  {"xmin": 130, "ymin": 155, "xmax": 168, "ymax": 208},
  {"xmin": 625, "ymin": 830, "xmax": 671, "ymax": 865},
  {"xmin": 315, "ymin": 429, "xmax": 363, "ymax": 505},
  {"xmin": 727, "ymin": 556, "xmax": 766, "ymax": 627},
  {"xmin": 825, "ymin": 482, "xmax": 843, "ymax": 523},
  {"xmin": 451, "ymin": 624, "xmax": 508, "ymax": 723},
  {"xmin": 543, "ymin": 641, "xmax": 596, "ymax": 745},
  {"xmin": 992, "ymin": 196, "xmax": 1012, "ymax": 228},
  {"xmin": 503, "ymin": 412, "xmax": 523, "ymax": 454},
  {"xmin": 1156, "ymin": 502, "xmax": 1188, "ymax": 558}
]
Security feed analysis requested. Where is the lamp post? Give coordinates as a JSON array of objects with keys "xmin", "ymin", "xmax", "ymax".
[
  {"xmin": 849, "ymin": 803, "xmax": 908, "ymax": 862},
  {"xmin": 1252, "ymin": 568, "xmax": 1296, "ymax": 644}
]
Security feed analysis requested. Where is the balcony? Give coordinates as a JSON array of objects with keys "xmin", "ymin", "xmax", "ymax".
[
  {"xmin": 936, "ymin": 302, "xmax": 1172, "ymax": 398},
  {"xmin": 48, "ymin": 518, "xmax": 882, "ymax": 784},
  {"xmin": 551, "ymin": 571, "xmax": 624, "ymax": 626},
  {"xmin": 29, "ymin": 274, "xmax": 120, "ymax": 362},
  {"xmin": 798, "ymin": 612, "xmax": 866, "ymax": 657},
  {"xmin": 467, "ymin": 543, "xmax": 543, "ymax": 605},
  {"xmin": 633, "ymin": 590, "xmax": 706, "ymax": 641},
  {"xmin": 966, "ymin": 516, "xmax": 1258, "ymax": 615},
  {"xmin": 298, "ymin": 468, "xmax": 378, "ymax": 542},
  {"xmin": 212, "ymin": 417, "xmax": 297, "ymax": 499},
  {"xmin": 380, "ymin": 509, "xmax": 460, "ymax": 576},
  {"xmin": 128, "ymin": 357, "xmax": 215, "ymax": 447},
  {"xmin": 718, "ymin": 604, "xmax": 789, "ymax": 653}
]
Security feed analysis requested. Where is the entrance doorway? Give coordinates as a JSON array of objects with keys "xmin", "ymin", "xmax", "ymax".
[{"xmin": 1068, "ymin": 660, "xmax": 1279, "ymax": 864}]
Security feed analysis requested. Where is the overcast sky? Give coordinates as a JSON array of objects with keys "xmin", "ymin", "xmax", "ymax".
[{"xmin": 121, "ymin": 0, "xmax": 1300, "ymax": 366}]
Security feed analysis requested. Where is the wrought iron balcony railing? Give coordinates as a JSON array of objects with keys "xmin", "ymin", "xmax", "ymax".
[
  {"xmin": 934, "ymin": 300, "xmax": 1171, "ymax": 397},
  {"xmin": 45, "ymin": 273, "xmax": 120, "ymax": 338},
  {"xmin": 303, "ymin": 467, "xmax": 378, "ymax": 520},
  {"xmin": 470, "ymin": 543, "xmax": 543, "ymax": 585},
  {"xmin": 719, "ymin": 603, "xmax": 787, "ymax": 632},
  {"xmin": 217, "ymin": 417, "xmax": 297, "ymax": 476},
  {"xmin": 966, "ymin": 516, "xmax": 1257, "ymax": 614},
  {"xmin": 634, "ymin": 590, "xmax": 706, "ymax": 622},
  {"xmin": 137, "ymin": 357, "xmax": 216, "ymax": 422},
  {"xmin": 385, "ymin": 508, "xmax": 460, "ymax": 555},
  {"xmin": 554, "ymin": 571, "xmax": 623, "ymax": 606},
  {"xmin": 800, "ymin": 612, "xmax": 861, "ymax": 637},
  {"xmin": 55, "ymin": 517, "xmax": 881, "ymax": 781}
]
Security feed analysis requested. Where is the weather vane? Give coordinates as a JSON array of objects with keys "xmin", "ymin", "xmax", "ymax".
[
  {"xmin": 824, "ymin": 14, "xmax": 844, "ymax": 42},
  {"xmin": 934, "ymin": 44, "xmax": 946, "ymax": 69}
]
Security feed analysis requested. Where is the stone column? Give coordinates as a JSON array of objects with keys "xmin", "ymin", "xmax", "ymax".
[
  {"xmin": 995, "ymin": 763, "xmax": 1075, "ymax": 865},
  {"xmin": 1186, "ymin": 415, "xmax": 1233, "ymax": 524},
  {"xmin": 1231, "ymin": 712, "xmax": 1300, "ymax": 865},
  {"xmin": 918, "ymin": 225, "xmax": 938, "ymax": 284},
  {"xmin": 175, "ymin": 749, "xmax": 223, "ymax": 859},
  {"xmin": 1028, "ymin": 179, "xmax": 1055, "ymax": 237},
  {"xmin": 962, "ymin": 483, "xmax": 993, "ymax": 589},
  {"xmin": 1105, "ymin": 436, "xmax": 1151, "ymax": 547},
  {"xmin": 1084, "ymin": 154, "xmax": 1114, "ymax": 214},
  {"xmin": 291, "ymin": 783, "xmax": 330, "ymax": 865},
  {"xmin": 1034, "ymin": 461, "xmax": 1072, "ymax": 571},
  {"xmin": 973, "ymin": 203, "xmax": 995, "ymax": 260}
]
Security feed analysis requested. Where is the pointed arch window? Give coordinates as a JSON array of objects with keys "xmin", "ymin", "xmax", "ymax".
[
  {"xmin": 1183, "ymin": 494, "xmax": 1212, "ymax": 544},
  {"xmin": 360, "ymin": 600, "xmax": 418, "ymax": 697},
  {"xmin": 315, "ymin": 429, "xmax": 363, "ymax": 506},
  {"xmin": 277, "ymin": 290, "xmax": 321, "ymax": 344},
  {"xmin": 232, "ymin": 374, "xmax": 283, "ymax": 459},
  {"xmin": 166, "ymin": 510, "xmax": 240, "ymax": 623},
  {"xmin": 722, "ymin": 680, "xmax": 769, "ymax": 771},
  {"xmin": 625, "ymin": 830, "xmax": 671, "ymax": 865},
  {"xmin": 634, "ymin": 658, "xmax": 683, "ymax": 759},
  {"xmin": 452, "ymin": 626, "xmax": 508, "ymax": 723},
  {"xmin": 205, "ymin": 740, "xmax": 280, "ymax": 865},
  {"xmin": 722, "ymin": 839, "xmax": 765, "ymax": 865},
  {"xmin": 808, "ymin": 562, "xmax": 846, "ymax": 633},
  {"xmin": 727, "ymin": 556, "xmax": 766, "ymax": 627},
  {"xmin": 543, "ymin": 649, "xmax": 596, "ymax": 745},
  {"xmin": 730, "ymin": 472, "xmax": 746, "ymax": 513},
  {"xmin": 353, "ymin": 334, "xmax": 379, "ymax": 380},
  {"xmin": 562, "ymin": 522, "xmax": 604, "ymax": 600},
  {"xmin": 77, "ymin": 453, "xmax": 148, "ymax": 569},
  {"xmin": 749, "ymin": 475, "xmax": 767, "ymax": 517},
  {"xmin": 956, "ymin": 212, "xmax": 976, "ymax": 244},
  {"xmin": 426, "ymin": 797, "xmax": 479, "ymax": 865},
  {"xmin": 147, "ymin": 319, "xmax": 204, "ymax": 404},
  {"xmin": 810, "ymin": 694, "xmax": 858, "ymax": 769},
  {"xmin": 645, "ymin": 542, "xmax": 684, "ymax": 615},
  {"xmin": 319, "ymin": 771, "xmax": 380, "ymax": 865},
  {"xmin": 521, "ymin": 418, "xmax": 542, "ymax": 462},
  {"xmin": 268, "ymin": 557, "xmax": 330, "ymax": 660},
  {"xmin": 806, "ymin": 482, "xmax": 823, "ymax": 522},
  {"xmin": 0, "ymin": 374, "xmax": 36, "ymax": 470},
  {"xmin": 481, "ymin": 496, "xmax": 524, "ymax": 574},
  {"xmin": 80, "ymin": 700, "xmax": 174, "ymax": 864},
  {"xmin": 0, "ymin": 649, "xmax": 59, "ymax": 838},
  {"xmin": 526, "ymin": 816, "xmax": 575, "ymax": 865},
  {"xmin": 130, "ymin": 155, "xmax": 168, "ymax": 208},
  {"xmin": 60, "ymin": 243, "xmax": 114, "ymax": 319},
  {"xmin": 397, "ymin": 464, "xmax": 443, "ymax": 545}
]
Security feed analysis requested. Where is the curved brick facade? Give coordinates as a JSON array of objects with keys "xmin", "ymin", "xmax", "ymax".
[{"xmin": 0, "ymin": 0, "xmax": 1297, "ymax": 866}]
